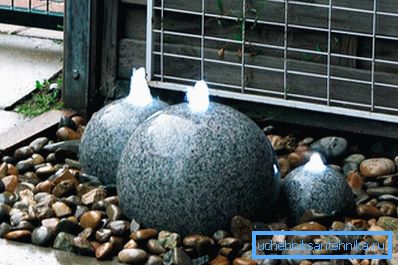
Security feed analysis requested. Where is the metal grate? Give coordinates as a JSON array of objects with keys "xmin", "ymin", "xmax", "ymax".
[
  {"xmin": 0, "ymin": 0, "xmax": 63, "ymax": 30},
  {"xmin": 146, "ymin": 0, "xmax": 398, "ymax": 123}
]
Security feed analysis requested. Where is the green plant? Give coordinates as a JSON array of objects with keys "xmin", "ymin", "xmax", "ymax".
[{"xmin": 14, "ymin": 76, "xmax": 64, "ymax": 117}]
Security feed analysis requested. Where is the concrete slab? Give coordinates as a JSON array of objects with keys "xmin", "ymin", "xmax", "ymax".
[
  {"xmin": 18, "ymin": 27, "xmax": 64, "ymax": 40},
  {"xmin": 0, "ymin": 239, "xmax": 122, "ymax": 265},
  {"xmin": 0, "ymin": 23, "xmax": 27, "ymax": 34},
  {"xmin": 0, "ymin": 110, "xmax": 29, "ymax": 134},
  {"xmin": 0, "ymin": 33, "xmax": 62, "ymax": 109}
]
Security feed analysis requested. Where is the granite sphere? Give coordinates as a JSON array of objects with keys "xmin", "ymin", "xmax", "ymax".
[
  {"xmin": 282, "ymin": 158, "xmax": 355, "ymax": 223},
  {"xmin": 117, "ymin": 102, "xmax": 280, "ymax": 235},
  {"xmin": 79, "ymin": 98, "xmax": 168, "ymax": 185}
]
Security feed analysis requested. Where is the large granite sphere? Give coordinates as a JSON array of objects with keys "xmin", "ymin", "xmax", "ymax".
[
  {"xmin": 282, "ymin": 159, "xmax": 355, "ymax": 223},
  {"xmin": 116, "ymin": 102, "xmax": 280, "ymax": 235},
  {"xmin": 79, "ymin": 98, "xmax": 168, "ymax": 185}
]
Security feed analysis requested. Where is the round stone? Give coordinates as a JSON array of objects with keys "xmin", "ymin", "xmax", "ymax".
[
  {"xmin": 310, "ymin": 136, "xmax": 348, "ymax": 160},
  {"xmin": 282, "ymin": 158, "xmax": 355, "ymax": 222},
  {"xmin": 79, "ymin": 98, "xmax": 168, "ymax": 185},
  {"xmin": 117, "ymin": 102, "xmax": 280, "ymax": 235},
  {"xmin": 359, "ymin": 158, "xmax": 395, "ymax": 178},
  {"xmin": 32, "ymin": 226, "xmax": 53, "ymax": 246}
]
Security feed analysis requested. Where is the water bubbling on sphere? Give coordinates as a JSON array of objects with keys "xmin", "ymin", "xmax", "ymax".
[
  {"xmin": 186, "ymin": 80, "xmax": 210, "ymax": 113},
  {"xmin": 79, "ymin": 67, "xmax": 168, "ymax": 185},
  {"xmin": 304, "ymin": 153, "xmax": 326, "ymax": 172},
  {"xmin": 126, "ymin": 67, "xmax": 153, "ymax": 107}
]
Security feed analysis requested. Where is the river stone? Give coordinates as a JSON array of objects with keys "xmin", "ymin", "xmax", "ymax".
[
  {"xmin": 360, "ymin": 158, "xmax": 395, "ymax": 178},
  {"xmin": 79, "ymin": 97, "xmax": 168, "ymax": 185},
  {"xmin": 310, "ymin": 136, "xmax": 347, "ymax": 160},
  {"xmin": 117, "ymin": 102, "xmax": 280, "ymax": 235},
  {"xmin": 282, "ymin": 162, "xmax": 355, "ymax": 223},
  {"xmin": 32, "ymin": 226, "xmax": 53, "ymax": 246}
]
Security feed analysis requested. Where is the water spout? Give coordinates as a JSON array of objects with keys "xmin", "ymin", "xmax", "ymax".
[
  {"xmin": 304, "ymin": 153, "xmax": 326, "ymax": 172},
  {"xmin": 126, "ymin": 67, "xmax": 153, "ymax": 107},
  {"xmin": 187, "ymin": 80, "xmax": 210, "ymax": 112}
]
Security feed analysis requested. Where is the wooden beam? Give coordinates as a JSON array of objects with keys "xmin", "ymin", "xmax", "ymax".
[
  {"xmin": 99, "ymin": 0, "xmax": 120, "ymax": 98},
  {"xmin": 63, "ymin": 0, "xmax": 100, "ymax": 118}
]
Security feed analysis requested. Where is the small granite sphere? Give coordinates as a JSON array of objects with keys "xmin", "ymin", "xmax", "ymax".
[
  {"xmin": 79, "ymin": 68, "xmax": 168, "ymax": 185},
  {"xmin": 116, "ymin": 101, "xmax": 280, "ymax": 236},
  {"xmin": 282, "ymin": 154, "xmax": 355, "ymax": 223}
]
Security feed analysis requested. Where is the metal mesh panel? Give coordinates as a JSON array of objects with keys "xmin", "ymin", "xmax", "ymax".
[
  {"xmin": 0, "ymin": 0, "xmax": 63, "ymax": 15},
  {"xmin": 147, "ymin": 0, "xmax": 398, "ymax": 123}
]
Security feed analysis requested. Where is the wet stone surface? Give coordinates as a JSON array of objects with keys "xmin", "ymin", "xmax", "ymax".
[{"xmin": 117, "ymin": 102, "xmax": 280, "ymax": 235}]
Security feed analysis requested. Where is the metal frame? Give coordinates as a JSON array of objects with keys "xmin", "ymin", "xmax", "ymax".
[
  {"xmin": 0, "ymin": 0, "xmax": 63, "ymax": 30},
  {"xmin": 146, "ymin": 0, "xmax": 398, "ymax": 123}
]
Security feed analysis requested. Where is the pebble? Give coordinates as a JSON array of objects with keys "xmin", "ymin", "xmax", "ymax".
[
  {"xmin": 73, "ymin": 236, "xmax": 95, "ymax": 256},
  {"xmin": 75, "ymin": 205, "xmax": 89, "ymax": 219},
  {"xmin": 53, "ymin": 232, "xmax": 75, "ymax": 253},
  {"xmin": 36, "ymin": 180, "xmax": 55, "ymax": 194},
  {"xmin": 0, "ymin": 191, "xmax": 17, "ymax": 205},
  {"xmin": 80, "ymin": 210, "xmax": 102, "ymax": 229},
  {"xmin": 145, "ymin": 255, "xmax": 163, "ymax": 265},
  {"xmin": 342, "ymin": 162, "xmax": 358, "ymax": 175},
  {"xmin": 106, "ymin": 204, "xmax": 122, "ymax": 221},
  {"xmin": 29, "ymin": 137, "xmax": 49, "ymax": 153},
  {"xmin": 96, "ymin": 228, "xmax": 112, "ymax": 243},
  {"xmin": 344, "ymin": 154, "xmax": 366, "ymax": 165},
  {"xmin": 168, "ymin": 247, "xmax": 192, "ymax": 265},
  {"xmin": 109, "ymin": 220, "xmax": 130, "ymax": 236},
  {"xmin": 233, "ymin": 257, "xmax": 256, "ymax": 265},
  {"xmin": 310, "ymin": 136, "xmax": 347, "ymax": 160},
  {"xmin": 53, "ymin": 180, "xmax": 76, "ymax": 197},
  {"xmin": 230, "ymin": 216, "xmax": 252, "ymax": 242},
  {"xmin": 52, "ymin": 201, "xmax": 72, "ymax": 218},
  {"xmin": 65, "ymin": 159, "xmax": 81, "ymax": 169},
  {"xmin": 72, "ymin": 116, "xmax": 86, "ymax": 127},
  {"xmin": 299, "ymin": 137, "xmax": 314, "ymax": 146},
  {"xmin": 267, "ymin": 135, "xmax": 286, "ymax": 151},
  {"xmin": 360, "ymin": 158, "xmax": 395, "ymax": 178},
  {"xmin": 55, "ymin": 218, "xmax": 83, "ymax": 236},
  {"xmin": 56, "ymin": 127, "xmax": 81, "ymax": 141},
  {"xmin": 20, "ymin": 172, "xmax": 41, "ymax": 186},
  {"xmin": 59, "ymin": 116, "xmax": 78, "ymax": 131},
  {"xmin": 357, "ymin": 204, "xmax": 382, "ymax": 218},
  {"xmin": 31, "ymin": 154, "xmax": 45, "ymax": 165},
  {"xmin": 2, "ymin": 175, "xmax": 18, "ymax": 193},
  {"xmin": 218, "ymin": 237, "xmax": 242, "ymax": 249},
  {"xmin": 369, "ymin": 225, "xmax": 387, "ymax": 243},
  {"xmin": 118, "ymin": 248, "xmax": 148, "ymax": 264},
  {"xmin": 42, "ymin": 218, "xmax": 60, "ymax": 230},
  {"xmin": 32, "ymin": 226, "xmax": 53, "ymax": 246},
  {"xmin": 292, "ymin": 222, "xmax": 326, "ymax": 231},
  {"xmin": 36, "ymin": 164, "xmax": 57, "ymax": 178},
  {"xmin": 378, "ymin": 201, "xmax": 396, "ymax": 216},
  {"xmin": 0, "ymin": 162, "xmax": 7, "ymax": 178},
  {"xmin": 288, "ymin": 152, "xmax": 306, "ymax": 168},
  {"xmin": 0, "ymin": 222, "xmax": 12, "ymax": 237},
  {"xmin": 0, "ymin": 179, "xmax": 4, "ymax": 194},
  {"xmin": 377, "ymin": 216, "xmax": 398, "ymax": 230},
  {"xmin": 14, "ymin": 146, "xmax": 34, "ymax": 161},
  {"xmin": 81, "ymin": 188, "xmax": 107, "ymax": 205},
  {"xmin": 124, "ymin": 239, "xmax": 139, "ymax": 249},
  {"xmin": 147, "ymin": 239, "xmax": 166, "ymax": 255},
  {"xmin": 347, "ymin": 171, "xmax": 363, "ymax": 190},
  {"xmin": 130, "ymin": 219, "xmax": 140, "ymax": 233},
  {"xmin": 46, "ymin": 153, "xmax": 57, "ymax": 164},
  {"xmin": 96, "ymin": 242, "xmax": 114, "ymax": 260},
  {"xmin": 367, "ymin": 187, "xmax": 398, "ymax": 197},
  {"xmin": 0, "ymin": 203, "xmax": 11, "ymax": 221},
  {"xmin": 131, "ymin": 228, "xmax": 158, "ymax": 241},
  {"xmin": 209, "ymin": 255, "xmax": 230, "ymax": 265},
  {"xmin": 16, "ymin": 159, "xmax": 35, "ymax": 173},
  {"xmin": 7, "ymin": 164, "xmax": 18, "ymax": 176},
  {"xmin": 4, "ymin": 230, "xmax": 31, "ymax": 241},
  {"xmin": 158, "ymin": 231, "xmax": 181, "ymax": 249},
  {"xmin": 278, "ymin": 157, "xmax": 291, "ymax": 177}
]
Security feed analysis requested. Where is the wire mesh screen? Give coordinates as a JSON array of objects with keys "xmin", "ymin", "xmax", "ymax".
[
  {"xmin": 0, "ymin": 0, "xmax": 63, "ymax": 15},
  {"xmin": 146, "ymin": 0, "xmax": 398, "ymax": 122}
]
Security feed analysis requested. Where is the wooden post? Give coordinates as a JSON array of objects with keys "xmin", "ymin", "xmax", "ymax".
[
  {"xmin": 100, "ymin": 0, "xmax": 120, "ymax": 99},
  {"xmin": 63, "ymin": 0, "xmax": 100, "ymax": 118}
]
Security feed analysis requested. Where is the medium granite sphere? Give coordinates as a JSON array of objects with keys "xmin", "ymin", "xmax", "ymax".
[
  {"xmin": 282, "ymin": 155, "xmax": 355, "ymax": 223},
  {"xmin": 79, "ymin": 98, "xmax": 168, "ymax": 185},
  {"xmin": 117, "ymin": 102, "xmax": 280, "ymax": 235}
]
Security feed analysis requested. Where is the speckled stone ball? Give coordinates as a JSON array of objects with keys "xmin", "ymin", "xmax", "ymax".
[
  {"xmin": 116, "ymin": 102, "xmax": 280, "ymax": 235},
  {"xmin": 79, "ymin": 98, "xmax": 168, "ymax": 185},
  {"xmin": 282, "ymin": 163, "xmax": 355, "ymax": 223}
]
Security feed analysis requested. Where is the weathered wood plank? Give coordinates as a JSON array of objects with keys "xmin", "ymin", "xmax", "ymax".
[
  {"xmin": 100, "ymin": 0, "xmax": 120, "ymax": 98},
  {"xmin": 64, "ymin": 0, "xmax": 99, "ymax": 118}
]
